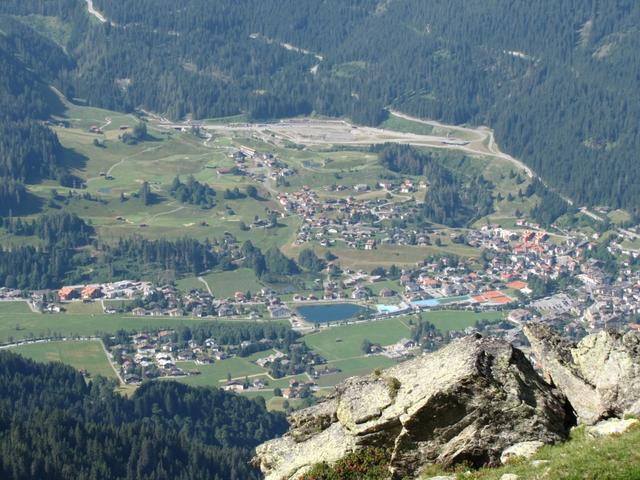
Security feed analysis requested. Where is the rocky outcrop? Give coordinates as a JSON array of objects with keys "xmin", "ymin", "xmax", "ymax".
[
  {"xmin": 524, "ymin": 324, "xmax": 640, "ymax": 425},
  {"xmin": 254, "ymin": 335, "xmax": 575, "ymax": 480}
]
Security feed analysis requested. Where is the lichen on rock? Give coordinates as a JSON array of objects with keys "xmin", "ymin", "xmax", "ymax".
[
  {"xmin": 254, "ymin": 334, "xmax": 575, "ymax": 480},
  {"xmin": 524, "ymin": 324, "xmax": 640, "ymax": 425}
]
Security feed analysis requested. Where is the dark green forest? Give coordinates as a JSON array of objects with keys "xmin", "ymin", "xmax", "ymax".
[
  {"xmin": 376, "ymin": 143, "xmax": 494, "ymax": 226},
  {"xmin": 0, "ymin": 351, "xmax": 287, "ymax": 480},
  {"xmin": 0, "ymin": 1, "xmax": 638, "ymax": 211},
  {"xmin": 0, "ymin": 0, "xmax": 636, "ymax": 211}
]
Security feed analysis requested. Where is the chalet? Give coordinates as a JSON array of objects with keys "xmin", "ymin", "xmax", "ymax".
[
  {"xmin": 400, "ymin": 179, "xmax": 414, "ymax": 193},
  {"xmin": 217, "ymin": 303, "xmax": 235, "ymax": 317},
  {"xmin": 378, "ymin": 288, "xmax": 396, "ymax": 298},
  {"xmin": 351, "ymin": 287, "xmax": 369, "ymax": 300},
  {"xmin": 124, "ymin": 373, "xmax": 142, "ymax": 384},
  {"xmin": 222, "ymin": 381, "xmax": 245, "ymax": 392},
  {"xmin": 508, "ymin": 309, "xmax": 532, "ymax": 324},
  {"xmin": 58, "ymin": 287, "xmax": 79, "ymax": 301},
  {"xmin": 81, "ymin": 286, "xmax": 102, "ymax": 300},
  {"xmin": 253, "ymin": 379, "xmax": 267, "ymax": 389},
  {"xmin": 282, "ymin": 387, "xmax": 297, "ymax": 399}
]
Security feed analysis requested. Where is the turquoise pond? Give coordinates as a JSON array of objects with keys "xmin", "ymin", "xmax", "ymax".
[{"xmin": 296, "ymin": 303, "xmax": 366, "ymax": 323}]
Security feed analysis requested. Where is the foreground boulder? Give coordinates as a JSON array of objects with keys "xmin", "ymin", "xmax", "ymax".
[
  {"xmin": 524, "ymin": 324, "xmax": 640, "ymax": 425},
  {"xmin": 254, "ymin": 334, "xmax": 574, "ymax": 479}
]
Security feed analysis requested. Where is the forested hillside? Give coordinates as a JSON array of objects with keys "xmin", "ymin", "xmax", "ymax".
[
  {"xmin": 0, "ymin": 0, "xmax": 638, "ymax": 211},
  {"xmin": 0, "ymin": 351, "xmax": 287, "ymax": 480},
  {"xmin": 0, "ymin": 14, "xmax": 67, "ymax": 213}
]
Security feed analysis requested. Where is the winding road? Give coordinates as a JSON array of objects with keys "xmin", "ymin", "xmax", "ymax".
[{"xmin": 388, "ymin": 110, "xmax": 534, "ymax": 178}]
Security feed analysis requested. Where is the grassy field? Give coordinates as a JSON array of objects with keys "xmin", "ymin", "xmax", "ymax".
[
  {"xmin": 173, "ymin": 356, "xmax": 268, "ymax": 387},
  {"xmin": 16, "ymin": 97, "xmax": 298, "ymax": 248},
  {"xmin": 608, "ymin": 209, "xmax": 632, "ymax": 225},
  {"xmin": 421, "ymin": 424, "xmax": 640, "ymax": 480},
  {"xmin": 316, "ymin": 356, "xmax": 398, "ymax": 387},
  {"xmin": 283, "ymin": 242, "xmax": 479, "ymax": 270},
  {"xmin": 0, "ymin": 301, "xmax": 32, "ymax": 314},
  {"xmin": 11, "ymin": 340, "xmax": 116, "ymax": 379},
  {"xmin": 0, "ymin": 301, "xmax": 284, "ymax": 343},
  {"xmin": 380, "ymin": 115, "xmax": 434, "ymax": 135},
  {"xmin": 177, "ymin": 268, "xmax": 266, "ymax": 298},
  {"xmin": 305, "ymin": 317, "xmax": 412, "ymax": 361}
]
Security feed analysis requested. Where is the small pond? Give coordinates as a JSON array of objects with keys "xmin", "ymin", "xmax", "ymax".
[{"xmin": 296, "ymin": 303, "xmax": 365, "ymax": 324}]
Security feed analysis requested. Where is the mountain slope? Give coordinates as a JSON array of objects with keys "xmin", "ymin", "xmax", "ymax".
[{"xmin": 0, "ymin": 0, "xmax": 638, "ymax": 211}]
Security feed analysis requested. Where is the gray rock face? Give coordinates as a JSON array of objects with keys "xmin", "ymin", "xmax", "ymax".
[
  {"xmin": 254, "ymin": 335, "xmax": 574, "ymax": 480},
  {"xmin": 524, "ymin": 324, "xmax": 640, "ymax": 425}
]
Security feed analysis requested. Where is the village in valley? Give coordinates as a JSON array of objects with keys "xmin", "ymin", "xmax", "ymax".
[{"xmin": 1, "ymin": 108, "xmax": 638, "ymax": 409}]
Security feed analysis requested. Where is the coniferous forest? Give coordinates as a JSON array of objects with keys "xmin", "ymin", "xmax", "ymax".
[
  {"xmin": 0, "ymin": 1, "xmax": 638, "ymax": 212},
  {"xmin": 0, "ymin": 2, "xmax": 638, "ymax": 479},
  {"xmin": 0, "ymin": 351, "xmax": 287, "ymax": 480}
]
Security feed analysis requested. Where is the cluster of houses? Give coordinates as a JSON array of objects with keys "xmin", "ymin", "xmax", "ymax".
[
  {"xmin": 458, "ymin": 224, "xmax": 640, "ymax": 334},
  {"xmin": 107, "ymin": 330, "xmax": 282, "ymax": 384},
  {"xmin": 109, "ymin": 331, "xmax": 193, "ymax": 384},
  {"xmin": 0, "ymin": 287, "xmax": 22, "ymax": 300},
  {"xmin": 227, "ymin": 145, "xmax": 295, "ymax": 183},
  {"xmin": 282, "ymin": 184, "xmax": 457, "ymax": 250},
  {"xmin": 57, "ymin": 280, "xmax": 154, "ymax": 302}
]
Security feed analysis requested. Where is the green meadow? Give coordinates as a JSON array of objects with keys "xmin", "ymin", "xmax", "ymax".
[{"xmin": 11, "ymin": 340, "xmax": 116, "ymax": 379}]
